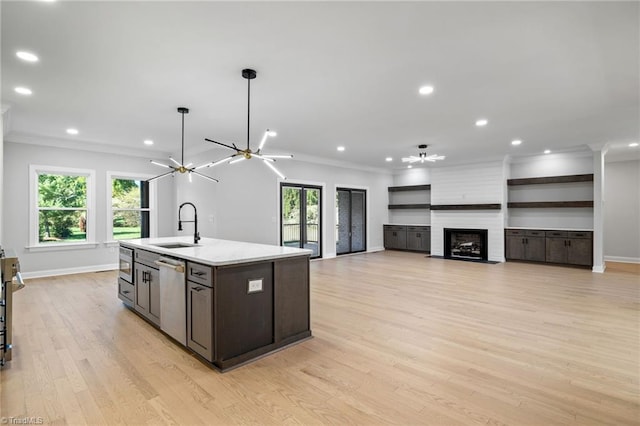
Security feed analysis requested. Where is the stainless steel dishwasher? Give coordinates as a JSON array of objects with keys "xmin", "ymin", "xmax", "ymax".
[{"xmin": 155, "ymin": 257, "xmax": 186, "ymax": 345}]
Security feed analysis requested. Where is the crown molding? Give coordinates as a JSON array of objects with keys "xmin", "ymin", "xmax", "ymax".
[{"xmin": 5, "ymin": 131, "xmax": 171, "ymax": 159}]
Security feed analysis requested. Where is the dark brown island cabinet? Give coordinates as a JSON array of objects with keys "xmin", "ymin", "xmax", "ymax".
[
  {"xmin": 384, "ymin": 225, "xmax": 431, "ymax": 253},
  {"xmin": 117, "ymin": 238, "xmax": 311, "ymax": 371},
  {"xmin": 505, "ymin": 229, "xmax": 593, "ymax": 267}
]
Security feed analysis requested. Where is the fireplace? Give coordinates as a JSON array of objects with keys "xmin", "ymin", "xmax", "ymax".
[{"xmin": 444, "ymin": 228, "xmax": 488, "ymax": 261}]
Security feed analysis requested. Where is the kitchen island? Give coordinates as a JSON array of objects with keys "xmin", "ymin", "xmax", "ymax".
[{"xmin": 118, "ymin": 236, "xmax": 312, "ymax": 371}]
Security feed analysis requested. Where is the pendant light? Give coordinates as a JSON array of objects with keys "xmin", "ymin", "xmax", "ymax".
[
  {"xmin": 401, "ymin": 144, "xmax": 446, "ymax": 163},
  {"xmin": 203, "ymin": 68, "xmax": 292, "ymax": 179},
  {"xmin": 148, "ymin": 107, "xmax": 219, "ymax": 183}
]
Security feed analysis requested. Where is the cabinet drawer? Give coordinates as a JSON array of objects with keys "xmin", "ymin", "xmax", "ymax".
[
  {"xmin": 506, "ymin": 229, "xmax": 526, "ymax": 236},
  {"xmin": 384, "ymin": 225, "xmax": 406, "ymax": 231},
  {"xmin": 118, "ymin": 278, "xmax": 134, "ymax": 303},
  {"xmin": 546, "ymin": 231, "xmax": 568, "ymax": 238},
  {"xmin": 568, "ymin": 231, "xmax": 591, "ymax": 239},
  {"xmin": 135, "ymin": 249, "xmax": 161, "ymax": 268},
  {"xmin": 525, "ymin": 230, "xmax": 545, "ymax": 237},
  {"xmin": 407, "ymin": 226, "xmax": 429, "ymax": 231},
  {"xmin": 187, "ymin": 262, "xmax": 213, "ymax": 287}
]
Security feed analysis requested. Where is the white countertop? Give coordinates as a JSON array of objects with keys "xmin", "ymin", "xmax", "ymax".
[
  {"xmin": 120, "ymin": 236, "xmax": 312, "ymax": 266},
  {"xmin": 384, "ymin": 223, "xmax": 431, "ymax": 227}
]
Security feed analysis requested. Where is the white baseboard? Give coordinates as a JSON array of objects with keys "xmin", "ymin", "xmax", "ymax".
[
  {"xmin": 21, "ymin": 263, "xmax": 118, "ymax": 280},
  {"xmin": 368, "ymin": 246, "xmax": 385, "ymax": 253},
  {"xmin": 604, "ymin": 256, "xmax": 640, "ymax": 264}
]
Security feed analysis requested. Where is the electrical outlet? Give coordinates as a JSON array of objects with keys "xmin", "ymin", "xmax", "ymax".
[{"xmin": 248, "ymin": 279, "xmax": 263, "ymax": 293}]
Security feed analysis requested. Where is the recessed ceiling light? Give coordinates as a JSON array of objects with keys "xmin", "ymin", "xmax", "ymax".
[
  {"xmin": 475, "ymin": 119, "xmax": 488, "ymax": 127},
  {"xmin": 385, "ymin": 157, "xmax": 393, "ymax": 162},
  {"xmin": 629, "ymin": 142, "xmax": 639, "ymax": 147},
  {"xmin": 16, "ymin": 51, "xmax": 39, "ymax": 62},
  {"xmin": 419, "ymin": 85, "xmax": 434, "ymax": 95},
  {"xmin": 407, "ymin": 165, "xmax": 412, "ymax": 169},
  {"xmin": 337, "ymin": 146, "xmax": 345, "ymax": 152},
  {"xmin": 544, "ymin": 149, "xmax": 551, "ymax": 154},
  {"xmin": 511, "ymin": 139, "xmax": 522, "ymax": 146},
  {"xmin": 14, "ymin": 87, "xmax": 32, "ymax": 95},
  {"xmin": 66, "ymin": 128, "xmax": 79, "ymax": 135},
  {"xmin": 144, "ymin": 140, "xmax": 154, "ymax": 146}
]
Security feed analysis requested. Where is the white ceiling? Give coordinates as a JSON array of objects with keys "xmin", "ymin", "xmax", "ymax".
[{"xmin": 2, "ymin": 1, "xmax": 639, "ymax": 168}]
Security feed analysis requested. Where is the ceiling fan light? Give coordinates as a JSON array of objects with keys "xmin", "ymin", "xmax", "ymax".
[
  {"xmin": 263, "ymin": 154, "xmax": 293, "ymax": 159},
  {"xmin": 151, "ymin": 160, "xmax": 171, "ymax": 168},
  {"xmin": 267, "ymin": 130, "xmax": 277, "ymax": 137},
  {"xmin": 229, "ymin": 156, "xmax": 246, "ymax": 165}
]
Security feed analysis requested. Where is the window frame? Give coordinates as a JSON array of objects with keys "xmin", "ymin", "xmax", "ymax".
[
  {"xmin": 105, "ymin": 171, "xmax": 158, "ymax": 244},
  {"xmin": 29, "ymin": 164, "xmax": 97, "ymax": 250}
]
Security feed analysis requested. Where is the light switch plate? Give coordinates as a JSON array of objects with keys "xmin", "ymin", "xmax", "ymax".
[{"xmin": 248, "ymin": 279, "xmax": 263, "ymax": 293}]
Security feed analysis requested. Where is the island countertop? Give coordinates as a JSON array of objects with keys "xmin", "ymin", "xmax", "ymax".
[{"xmin": 120, "ymin": 236, "xmax": 312, "ymax": 266}]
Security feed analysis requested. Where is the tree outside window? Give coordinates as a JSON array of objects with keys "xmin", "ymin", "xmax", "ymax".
[
  {"xmin": 111, "ymin": 178, "xmax": 150, "ymax": 240},
  {"xmin": 37, "ymin": 173, "xmax": 88, "ymax": 243}
]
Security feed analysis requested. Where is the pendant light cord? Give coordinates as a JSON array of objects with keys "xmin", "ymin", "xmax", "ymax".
[
  {"xmin": 181, "ymin": 110, "xmax": 185, "ymax": 165},
  {"xmin": 247, "ymin": 77, "xmax": 251, "ymax": 151}
]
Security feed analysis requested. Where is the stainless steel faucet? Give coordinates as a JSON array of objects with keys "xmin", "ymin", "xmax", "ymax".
[{"xmin": 178, "ymin": 202, "xmax": 200, "ymax": 244}]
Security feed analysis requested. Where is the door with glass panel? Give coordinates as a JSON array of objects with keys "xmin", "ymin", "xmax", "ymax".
[
  {"xmin": 280, "ymin": 184, "xmax": 322, "ymax": 259},
  {"xmin": 336, "ymin": 188, "xmax": 366, "ymax": 255}
]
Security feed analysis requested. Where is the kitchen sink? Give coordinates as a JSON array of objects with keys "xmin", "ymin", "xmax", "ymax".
[{"xmin": 150, "ymin": 242, "xmax": 196, "ymax": 249}]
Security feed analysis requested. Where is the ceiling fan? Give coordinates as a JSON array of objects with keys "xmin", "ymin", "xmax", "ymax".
[
  {"xmin": 203, "ymin": 68, "xmax": 292, "ymax": 179},
  {"xmin": 148, "ymin": 107, "xmax": 219, "ymax": 183},
  {"xmin": 402, "ymin": 144, "xmax": 446, "ymax": 163}
]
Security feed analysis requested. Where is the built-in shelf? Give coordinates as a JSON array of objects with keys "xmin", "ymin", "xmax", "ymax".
[
  {"xmin": 388, "ymin": 184, "xmax": 431, "ymax": 192},
  {"xmin": 431, "ymin": 204, "xmax": 502, "ymax": 211},
  {"xmin": 507, "ymin": 174, "xmax": 593, "ymax": 186},
  {"xmin": 388, "ymin": 204, "xmax": 430, "ymax": 210},
  {"xmin": 507, "ymin": 201, "xmax": 594, "ymax": 208}
]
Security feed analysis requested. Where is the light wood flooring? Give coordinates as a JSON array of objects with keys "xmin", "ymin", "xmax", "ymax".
[{"xmin": 2, "ymin": 251, "xmax": 639, "ymax": 425}]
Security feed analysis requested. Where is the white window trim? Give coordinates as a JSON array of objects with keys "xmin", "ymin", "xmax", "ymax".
[
  {"xmin": 105, "ymin": 171, "xmax": 158, "ymax": 244},
  {"xmin": 28, "ymin": 164, "xmax": 96, "ymax": 250}
]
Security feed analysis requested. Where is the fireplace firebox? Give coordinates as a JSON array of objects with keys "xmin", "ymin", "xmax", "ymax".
[{"xmin": 444, "ymin": 228, "xmax": 488, "ymax": 261}]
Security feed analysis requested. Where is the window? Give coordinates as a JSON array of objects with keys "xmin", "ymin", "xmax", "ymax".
[
  {"xmin": 30, "ymin": 165, "xmax": 96, "ymax": 246},
  {"xmin": 107, "ymin": 172, "xmax": 156, "ymax": 241}
]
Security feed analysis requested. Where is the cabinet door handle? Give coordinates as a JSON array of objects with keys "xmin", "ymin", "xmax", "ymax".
[
  {"xmin": 416, "ymin": 233, "xmax": 421, "ymax": 238},
  {"xmin": 192, "ymin": 270, "xmax": 205, "ymax": 276},
  {"xmin": 567, "ymin": 240, "xmax": 571, "ymax": 247},
  {"xmin": 192, "ymin": 286, "xmax": 204, "ymax": 292}
]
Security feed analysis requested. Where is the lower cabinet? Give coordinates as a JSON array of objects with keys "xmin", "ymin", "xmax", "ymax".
[
  {"xmin": 384, "ymin": 225, "xmax": 407, "ymax": 250},
  {"xmin": 505, "ymin": 229, "xmax": 545, "ymax": 262},
  {"xmin": 384, "ymin": 225, "xmax": 430, "ymax": 252},
  {"xmin": 546, "ymin": 231, "xmax": 593, "ymax": 266},
  {"xmin": 407, "ymin": 226, "xmax": 430, "ymax": 252},
  {"xmin": 134, "ymin": 262, "xmax": 161, "ymax": 326},
  {"xmin": 187, "ymin": 280, "xmax": 214, "ymax": 361},
  {"xmin": 118, "ymin": 278, "xmax": 134, "ymax": 306},
  {"xmin": 505, "ymin": 229, "xmax": 592, "ymax": 267}
]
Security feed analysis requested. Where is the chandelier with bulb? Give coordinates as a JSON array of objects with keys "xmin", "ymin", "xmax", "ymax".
[
  {"xmin": 401, "ymin": 144, "xmax": 445, "ymax": 164},
  {"xmin": 148, "ymin": 107, "xmax": 219, "ymax": 183},
  {"xmin": 203, "ymin": 68, "xmax": 292, "ymax": 179}
]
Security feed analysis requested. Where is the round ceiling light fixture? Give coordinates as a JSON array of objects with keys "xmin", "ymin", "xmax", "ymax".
[
  {"xmin": 511, "ymin": 139, "xmax": 522, "ymax": 146},
  {"xmin": 475, "ymin": 119, "xmax": 488, "ymax": 127},
  {"xmin": 66, "ymin": 128, "xmax": 79, "ymax": 135},
  {"xmin": 14, "ymin": 87, "xmax": 32, "ymax": 95},
  {"xmin": 16, "ymin": 51, "xmax": 39, "ymax": 62},
  {"xmin": 419, "ymin": 85, "xmax": 434, "ymax": 95},
  {"xmin": 629, "ymin": 142, "xmax": 639, "ymax": 147}
]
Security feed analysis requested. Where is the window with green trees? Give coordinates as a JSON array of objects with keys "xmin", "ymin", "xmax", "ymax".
[
  {"xmin": 111, "ymin": 177, "xmax": 150, "ymax": 240},
  {"xmin": 36, "ymin": 171, "xmax": 90, "ymax": 244}
]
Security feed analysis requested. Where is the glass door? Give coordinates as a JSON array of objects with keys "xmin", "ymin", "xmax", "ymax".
[
  {"xmin": 281, "ymin": 184, "xmax": 322, "ymax": 259},
  {"xmin": 336, "ymin": 188, "xmax": 366, "ymax": 255}
]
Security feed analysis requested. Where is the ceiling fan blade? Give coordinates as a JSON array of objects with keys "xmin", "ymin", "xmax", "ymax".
[
  {"xmin": 169, "ymin": 157, "xmax": 182, "ymax": 167},
  {"xmin": 192, "ymin": 171, "xmax": 220, "ymax": 183},
  {"xmin": 229, "ymin": 156, "xmax": 247, "ymax": 165},
  {"xmin": 204, "ymin": 138, "xmax": 240, "ymax": 152},
  {"xmin": 263, "ymin": 159, "xmax": 286, "ymax": 180},
  {"xmin": 150, "ymin": 160, "xmax": 173, "ymax": 169},
  {"xmin": 147, "ymin": 170, "xmax": 175, "ymax": 182}
]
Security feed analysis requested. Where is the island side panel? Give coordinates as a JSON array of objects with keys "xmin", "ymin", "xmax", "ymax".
[
  {"xmin": 215, "ymin": 262, "xmax": 274, "ymax": 361},
  {"xmin": 274, "ymin": 256, "xmax": 311, "ymax": 342}
]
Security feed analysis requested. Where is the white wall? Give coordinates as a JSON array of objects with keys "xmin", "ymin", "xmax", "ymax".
[
  {"xmin": 3, "ymin": 142, "xmax": 175, "ymax": 276},
  {"xmin": 389, "ymin": 167, "xmax": 431, "ymax": 225},
  {"xmin": 604, "ymin": 159, "xmax": 640, "ymax": 262},
  {"xmin": 508, "ymin": 152, "xmax": 594, "ymax": 229},
  {"xmin": 175, "ymin": 153, "xmax": 392, "ymax": 258}
]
